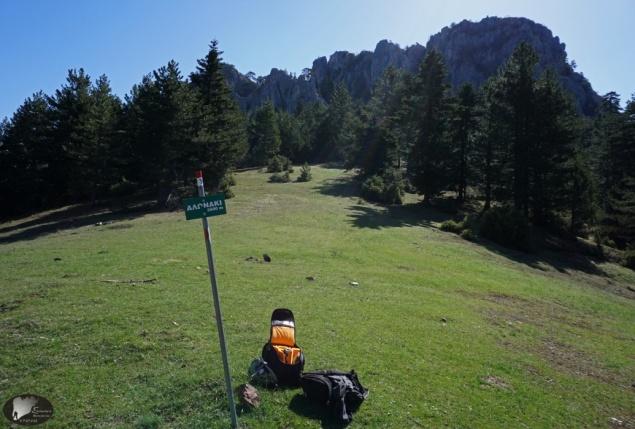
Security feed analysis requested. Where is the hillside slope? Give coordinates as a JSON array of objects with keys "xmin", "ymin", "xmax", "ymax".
[{"xmin": 0, "ymin": 167, "xmax": 633, "ymax": 428}]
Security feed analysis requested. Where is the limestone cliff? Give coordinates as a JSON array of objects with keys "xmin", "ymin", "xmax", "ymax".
[{"xmin": 222, "ymin": 17, "xmax": 599, "ymax": 115}]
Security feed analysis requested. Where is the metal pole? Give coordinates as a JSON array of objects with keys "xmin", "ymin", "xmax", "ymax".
[{"xmin": 195, "ymin": 170, "xmax": 238, "ymax": 428}]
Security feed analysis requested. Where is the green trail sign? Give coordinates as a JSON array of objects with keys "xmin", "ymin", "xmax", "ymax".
[{"xmin": 183, "ymin": 193, "xmax": 227, "ymax": 220}]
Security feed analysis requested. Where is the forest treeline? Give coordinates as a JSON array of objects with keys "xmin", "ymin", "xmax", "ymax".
[{"xmin": 0, "ymin": 41, "xmax": 633, "ymax": 252}]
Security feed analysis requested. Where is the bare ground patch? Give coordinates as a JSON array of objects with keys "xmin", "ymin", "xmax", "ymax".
[
  {"xmin": 480, "ymin": 375, "xmax": 513, "ymax": 390},
  {"xmin": 536, "ymin": 338, "xmax": 628, "ymax": 387},
  {"xmin": 458, "ymin": 290, "xmax": 632, "ymax": 389}
]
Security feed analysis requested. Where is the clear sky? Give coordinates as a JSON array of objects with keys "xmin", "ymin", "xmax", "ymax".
[{"xmin": 1, "ymin": 0, "xmax": 633, "ymax": 120}]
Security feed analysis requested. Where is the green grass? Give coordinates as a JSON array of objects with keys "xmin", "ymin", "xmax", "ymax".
[{"xmin": 1, "ymin": 166, "xmax": 634, "ymax": 428}]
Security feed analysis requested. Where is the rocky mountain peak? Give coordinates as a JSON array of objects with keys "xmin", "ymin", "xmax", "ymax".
[{"xmin": 222, "ymin": 17, "xmax": 599, "ymax": 115}]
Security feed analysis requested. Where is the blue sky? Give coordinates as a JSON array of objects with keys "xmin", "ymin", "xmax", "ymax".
[{"xmin": 1, "ymin": 0, "xmax": 633, "ymax": 119}]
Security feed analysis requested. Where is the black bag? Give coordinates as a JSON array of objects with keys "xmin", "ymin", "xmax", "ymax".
[
  {"xmin": 261, "ymin": 308, "xmax": 305, "ymax": 386},
  {"xmin": 300, "ymin": 370, "xmax": 368, "ymax": 423}
]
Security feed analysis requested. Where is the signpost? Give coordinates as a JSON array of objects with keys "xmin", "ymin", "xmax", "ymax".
[{"xmin": 185, "ymin": 170, "xmax": 238, "ymax": 428}]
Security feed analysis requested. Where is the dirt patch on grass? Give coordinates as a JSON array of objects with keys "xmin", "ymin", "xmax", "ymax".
[
  {"xmin": 483, "ymin": 292, "xmax": 530, "ymax": 306},
  {"xmin": 461, "ymin": 290, "xmax": 596, "ymax": 330},
  {"xmin": 536, "ymin": 338, "xmax": 627, "ymax": 387},
  {"xmin": 480, "ymin": 375, "xmax": 513, "ymax": 390},
  {"xmin": 461, "ymin": 290, "xmax": 630, "ymax": 389}
]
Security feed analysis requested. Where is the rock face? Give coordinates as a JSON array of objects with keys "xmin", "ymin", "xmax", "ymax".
[
  {"xmin": 426, "ymin": 17, "xmax": 598, "ymax": 115},
  {"xmin": 223, "ymin": 17, "xmax": 599, "ymax": 115}
]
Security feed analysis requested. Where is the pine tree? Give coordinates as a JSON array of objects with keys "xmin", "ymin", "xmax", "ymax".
[
  {"xmin": 277, "ymin": 110, "xmax": 306, "ymax": 162},
  {"xmin": 248, "ymin": 101, "xmax": 281, "ymax": 165},
  {"xmin": 503, "ymin": 42, "xmax": 538, "ymax": 217},
  {"xmin": 448, "ymin": 83, "xmax": 479, "ymax": 204},
  {"xmin": 474, "ymin": 78, "xmax": 507, "ymax": 210},
  {"xmin": 0, "ymin": 93, "xmax": 53, "ymax": 214},
  {"xmin": 125, "ymin": 61, "xmax": 197, "ymax": 202},
  {"xmin": 603, "ymin": 95, "xmax": 635, "ymax": 247},
  {"xmin": 531, "ymin": 70, "xmax": 577, "ymax": 223},
  {"xmin": 407, "ymin": 50, "xmax": 451, "ymax": 202},
  {"xmin": 190, "ymin": 40, "xmax": 247, "ymax": 191},
  {"xmin": 355, "ymin": 67, "xmax": 407, "ymax": 175},
  {"xmin": 317, "ymin": 82, "xmax": 358, "ymax": 163},
  {"xmin": 570, "ymin": 153, "xmax": 598, "ymax": 235},
  {"xmin": 88, "ymin": 75, "xmax": 122, "ymax": 201},
  {"xmin": 296, "ymin": 102, "xmax": 327, "ymax": 162},
  {"xmin": 48, "ymin": 69, "xmax": 95, "ymax": 201}
]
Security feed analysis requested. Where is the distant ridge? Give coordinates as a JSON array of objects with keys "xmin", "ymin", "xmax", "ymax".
[{"xmin": 222, "ymin": 17, "xmax": 599, "ymax": 115}]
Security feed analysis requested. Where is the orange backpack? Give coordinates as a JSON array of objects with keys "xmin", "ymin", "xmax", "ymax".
[{"xmin": 261, "ymin": 308, "xmax": 305, "ymax": 386}]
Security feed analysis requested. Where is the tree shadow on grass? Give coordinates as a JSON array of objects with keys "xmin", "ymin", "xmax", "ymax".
[
  {"xmin": 478, "ymin": 237, "xmax": 610, "ymax": 278},
  {"xmin": 0, "ymin": 200, "xmax": 157, "ymax": 244},
  {"xmin": 314, "ymin": 177, "xmax": 360, "ymax": 199},
  {"xmin": 322, "ymin": 171, "xmax": 614, "ymax": 283},
  {"xmin": 348, "ymin": 203, "xmax": 451, "ymax": 230},
  {"xmin": 288, "ymin": 394, "xmax": 350, "ymax": 429}
]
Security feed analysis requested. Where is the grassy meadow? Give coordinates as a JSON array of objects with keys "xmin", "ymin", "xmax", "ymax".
[{"xmin": 1, "ymin": 166, "xmax": 634, "ymax": 428}]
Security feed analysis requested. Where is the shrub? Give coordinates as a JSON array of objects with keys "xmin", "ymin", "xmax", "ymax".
[
  {"xmin": 382, "ymin": 169, "xmax": 405, "ymax": 205},
  {"xmin": 297, "ymin": 163, "xmax": 312, "ymax": 182},
  {"xmin": 440, "ymin": 219, "xmax": 465, "ymax": 234},
  {"xmin": 224, "ymin": 173, "xmax": 237, "ymax": 187},
  {"xmin": 479, "ymin": 206, "xmax": 531, "ymax": 251},
  {"xmin": 361, "ymin": 174, "xmax": 385, "ymax": 202},
  {"xmin": 220, "ymin": 173, "xmax": 236, "ymax": 198},
  {"xmin": 267, "ymin": 155, "xmax": 292, "ymax": 173},
  {"xmin": 623, "ymin": 249, "xmax": 635, "ymax": 270},
  {"xmin": 361, "ymin": 169, "xmax": 404, "ymax": 204},
  {"xmin": 109, "ymin": 177, "xmax": 137, "ymax": 197},
  {"xmin": 460, "ymin": 228, "xmax": 477, "ymax": 241},
  {"xmin": 269, "ymin": 171, "xmax": 290, "ymax": 183}
]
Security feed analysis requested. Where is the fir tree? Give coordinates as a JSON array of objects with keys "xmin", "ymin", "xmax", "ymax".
[
  {"xmin": 248, "ymin": 101, "xmax": 281, "ymax": 165},
  {"xmin": 603, "ymin": 95, "xmax": 635, "ymax": 247},
  {"xmin": 48, "ymin": 69, "xmax": 95, "ymax": 201},
  {"xmin": 570, "ymin": 153, "xmax": 598, "ymax": 235},
  {"xmin": 190, "ymin": 40, "xmax": 247, "ymax": 191},
  {"xmin": 295, "ymin": 102, "xmax": 326, "ymax": 162},
  {"xmin": 277, "ymin": 109, "xmax": 306, "ymax": 163},
  {"xmin": 355, "ymin": 67, "xmax": 407, "ymax": 175},
  {"xmin": 125, "ymin": 61, "xmax": 197, "ymax": 202},
  {"xmin": 531, "ymin": 69, "xmax": 577, "ymax": 224},
  {"xmin": 88, "ymin": 75, "xmax": 122, "ymax": 201},
  {"xmin": 317, "ymin": 82, "xmax": 358, "ymax": 163},
  {"xmin": 0, "ymin": 93, "xmax": 53, "ymax": 214},
  {"xmin": 407, "ymin": 50, "xmax": 451, "ymax": 202},
  {"xmin": 448, "ymin": 83, "xmax": 479, "ymax": 204}
]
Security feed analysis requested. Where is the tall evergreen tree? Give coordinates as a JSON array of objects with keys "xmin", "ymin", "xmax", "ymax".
[
  {"xmin": 502, "ymin": 42, "xmax": 538, "ymax": 217},
  {"xmin": 0, "ymin": 93, "xmax": 53, "ymax": 214},
  {"xmin": 277, "ymin": 110, "xmax": 306, "ymax": 162},
  {"xmin": 531, "ymin": 70, "xmax": 577, "ymax": 223},
  {"xmin": 87, "ymin": 75, "xmax": 122, "ymax": 201},
  {"xmin": 296, "ymin": 102, "xmax": 327, "ymax": 162},
  {"xmin": 475, "ymin": 78, "xmax": 507, "ymax": 210},
  {"xmin": 248, "ymin": 101, "xmax": 281, "ymax": 165},
  {"xmin": 448, "ymin": 83, "xmax": 479, "ymax": 204},
  {"xmin": 190, "ymin": 40, "xmax": 247, "ymax": 191},
  {"xmin": 407, "ymin": 50, "xmax": 451, "ymax": 201},
  {"xmin": 317, "ymin": 82, "xmax": 358, "ymax": 163},
  {"xmin": 569, "ymin": 153, "xmax": 598, "ymax": 235},
  {"xmin": 596, "ymin": 92, "xmax": 625, "ymax": 210},
  {"xmin": 126, "ymin": 61, "xmax": 197, "ymax": 201},
  {"xmin": 603, "ymin": 95, "xmax": 635, "ymax": 247},
  {"xmin": 355, "ymin": 67, "xmax": 407, "ymax": 175},
  {"xmin": 48, "ymin": 69, "xmax": 95, "ymax": 201}
]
